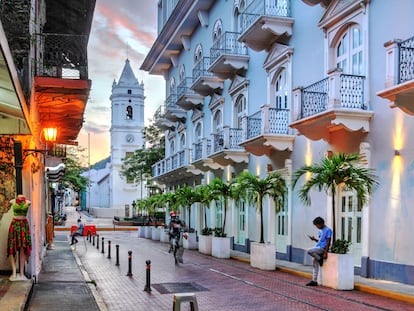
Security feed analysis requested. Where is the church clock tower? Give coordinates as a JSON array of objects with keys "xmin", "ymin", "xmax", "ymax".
[{"xmin": 109, "ymin": 59, "xmax": 145, "ymax": 210}]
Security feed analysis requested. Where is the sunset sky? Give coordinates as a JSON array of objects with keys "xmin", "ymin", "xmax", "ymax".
[{"xmin": 77, "ymin": 0, "xmax": 165, "ymax": 165}]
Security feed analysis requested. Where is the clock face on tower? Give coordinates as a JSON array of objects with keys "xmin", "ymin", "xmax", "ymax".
[{"xmin": 125, "ymin": 134, "xmax": 134, "ymax": 143}]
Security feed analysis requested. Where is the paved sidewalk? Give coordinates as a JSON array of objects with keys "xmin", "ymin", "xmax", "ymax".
[{"xmin": 26, "ymin": 234, "xmax": 101, "ymax": 311}]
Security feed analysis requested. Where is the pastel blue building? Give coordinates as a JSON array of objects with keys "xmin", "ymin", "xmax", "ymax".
[{"xmin": 141, "ymin": 0, "xmax": 414, "ymax": 285}]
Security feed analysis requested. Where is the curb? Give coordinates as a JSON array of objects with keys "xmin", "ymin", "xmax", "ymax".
[
  {"xmin": 231, "ymin": 256, "xmax": 414, "ymax": 304},
  {"xmin": 55, "ymin": 227, "xmax": 138, "ymax": 232},
  {"xmin": 70, "ymin": 237, "xmax": 109, "ymax": 311}
]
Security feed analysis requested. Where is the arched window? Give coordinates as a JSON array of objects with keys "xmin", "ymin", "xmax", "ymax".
[
  {"xmin": 194, "ymin": 44, "xmax": 203, "ymax": 63},
  {"xmin": 234, "ymin": 94, "xmax": 247, "ymax": 128},
  {"xmin": 194, "ymin": 122, "xmax": 202, "ymax": 142},
  {"xmin": 275, "ymin": 70, "xmax": 288, "ymax": 109},
  {"xmin": 179, "ymin": 134, "xmax": 186, "ymax": 150},
  {"xmin": 336, "ymin": 25, "xmax": 363, "ymax": 75},
  {"xmin": 126, "ymin": 105, "xmax": 133, "ymax": 119},
  {"xmin": 233, "ymin": 0, "xmax": 245, "ymax": 32},
  {"xmin": 212, "ymin": 19, "xmax": 223, "ymax": 42},
  {"xmin": 213, "ymin": 110, "xmax": 222, "ymax": 133},
  {"xmin": 169, "ymin": 77, "xmax": 176, "ymax": 94},
  {"xmin": 179, "ymin": 64, "xmax": 185, "ymax": 82}
]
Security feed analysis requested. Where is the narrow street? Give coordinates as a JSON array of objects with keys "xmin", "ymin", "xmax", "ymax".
[{"xmin": 72, "ymin": 231, "xmax": 414, "ymax": 311}]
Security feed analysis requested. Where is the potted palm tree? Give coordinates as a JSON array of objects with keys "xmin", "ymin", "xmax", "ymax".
[
  {"xmin": 293, "ymin": 153, "xmax": 379, "ymax": 289},
  {"xmin": 195, "ymin": 184, "xmax": 214, "ymax": 255},
  {"xmin": 209, "ymin": 178, "xmax": 234, "ymax": 258},
  {"xmin": 175, "ymin": 186, "xmax": 198, "ymax": 250},
  {"xmin": 234, "ymin": 171, "xmax": 287, "ymax": 270}
]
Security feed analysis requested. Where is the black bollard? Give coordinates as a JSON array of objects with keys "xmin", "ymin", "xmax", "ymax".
[
  {"xmin": 126, "ymin": 251, "xmax": 133, "ymax": 277},
  {"xmin": 115, "ymin": 245, "xmax": 120, "ymax": 266},
  {"xmin": 144, "ymin": 260, "xmax": 151, "ymax": 292},
  {"xmin": 101, "ymin": 237, "xmax": 105, "ymax": 254},
  {"xmin": 92, "ymin": 234, "xmax": 95, "ymax": 246},
  {"xmin": 96, "ymin": 234, "xmax": 99, "ymax": 250},
  {"xmin": 107, "ymin": 240, "xmax": 111, "ymax": 259},
  {"xmin": 88, "ymin": 230, "xmax": 91, "ymax": 242}
]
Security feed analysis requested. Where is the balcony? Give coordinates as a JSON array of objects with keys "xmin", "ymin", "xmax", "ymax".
[
  {"xmin": 165, "ymin": 93, "xmax": 187, "ymax": 122},
  {"xmin": 290, "ymin": 70, "xmax": 373, "ymax": 142},
  {"xmin": 239, "ymin": 0, "xmax": 294, "ymax": 52},
  {"xmin": 208, "ymin": 127, "xmax": 249, "ymax": 166},
  {"xmin": 209, "ymin": 32, "xmax": 249, "ymax": 79},
  {"xmin": 153, "ymin": 104, "xmax": 175, "ymax": 131},
  {"xmin": 191, "ymin": 138, "xmax": 224, "ymax": 171},
  {"xmin": 32, "ymin": 33, "xmax": 91, "ymax": 145},
  {"xmin": 152, "ymin": 149, "xmax": 198, "ymax": 183},
  {"xmin": 240, "ymin": 105, "xmax": 295, "ymax": 156},
  {"xmin": 176, "ymin": 77, "xmax": 204, "ymax": 111},
  {"xmin": 377, "ymin": 36, "xmax": 414, "ymax": 115},
  {"xmin": 191, "ymin": 57, "xmax": 224, "ymax": 96}
]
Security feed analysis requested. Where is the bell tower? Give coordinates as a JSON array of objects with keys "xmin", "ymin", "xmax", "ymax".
[{"xmin": 109, "ymin": 59, "xmax": 145, "ymax": 209}]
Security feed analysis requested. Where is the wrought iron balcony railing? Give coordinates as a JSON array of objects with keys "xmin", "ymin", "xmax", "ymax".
[
  {"xmin": 211, "ymin": 128, "xmax": 244, "ymax": 153},
  {"xmin": 210, "ymin": 32, "xmax": 248, "ymax": 63},
  {"xmin": 240, "ymin": 0, "xmax": 291, "ymax": 33},
  {"xmin": 192, "ymin": 57, "xmax": 214, "ymax": 81},
  {"xmin": 398, "ymin": 36, "xmax": 414, "ymax": 83},
  {"xmin": 299, "ymin": 72, "xmax": 366, "ymax": 119},
  {"xmin": 32, "ymin": 33, "xmax": 88, "ymax": 79},
  {"xmin": 154, "ymin": 104, "xmax": 166, "ymax": 121},
  {"xmin": 152, "ymin": 149, "xmax": 191, "ymax": 177},
  {"xmin": 177, "ymin": 77, "xmax": 199, "ymax": 98},
  {"xmin": 245, "ymin": 107, "xmax": 289, "ymax": 140},
  {"xmin": 166, "ymin": 93, "xmax": 178, "ymax": 108}
]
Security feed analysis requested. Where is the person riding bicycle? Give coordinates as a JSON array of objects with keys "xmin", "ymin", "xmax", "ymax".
[{"xmin": 168, "ymin": 211, "xmax": 187, "ymax": 263}]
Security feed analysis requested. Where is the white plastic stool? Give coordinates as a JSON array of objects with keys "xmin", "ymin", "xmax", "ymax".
[{"xmin": 173, "ymin": 293, "xmax": 199, "ymax": 311}]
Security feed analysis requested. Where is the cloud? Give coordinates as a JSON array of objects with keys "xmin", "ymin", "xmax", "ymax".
[{"xmin": 81, "ymin": 0, "xmax": 165, "ymax": 163}]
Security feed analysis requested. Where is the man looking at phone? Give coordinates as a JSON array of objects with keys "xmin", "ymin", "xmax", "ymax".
[{"xmin": 306, "ymin": 216, "xmax": 332, "ymax": 286}]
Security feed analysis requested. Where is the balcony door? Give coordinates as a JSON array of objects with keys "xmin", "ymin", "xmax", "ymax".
[
  {"xmin": 338, "ymin": 187, "xmax": 363, "ymax": 267},
  {"xmin": 336, "ymin": 25, "xmax": 363, "ymax": 75}
]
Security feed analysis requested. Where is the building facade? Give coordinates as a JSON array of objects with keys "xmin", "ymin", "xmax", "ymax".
[
  {"xmin": 141, "ymin": 0, "xmax": 414, "ymax": 285},
  {"xmin": 0, "ymin": 0, "xmax": 95, "ymax": 277}
]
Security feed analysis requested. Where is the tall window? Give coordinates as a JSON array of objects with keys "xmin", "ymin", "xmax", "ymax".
[
  {"xmin": 179, "ymin": 134, "xmax": 186, "ymax": 150},
  {"xmin": 275, "ymin": 70, "xmax": 288, "ymax": 109},
  {"xmin": 336, "ymin": 26, "xmax": 363, "ymax": 75},
  {"xmin": 179, "ymin": 65, "xmax": 185, "ymax": 82},
  {"xmin": 213, "ymin": 19, "xmax": 223, "ymax": 42},
  {"xmin": 169, "ymin": 140, "xmax": 175, "ymax": 154},
  {"xmin": 233, "ymin": 0, "xmax": 245, "ymax": 32},
  {"xmin": 234, "ymin": 95, "xmax": 247, "ymax": 128},
  {"xmin": 194, "ymin": 122, "xmax": 202, "ymax": 142},
  {"xmin": 213, "ymin": 110, "xmax": 222, "ymax": 133}
]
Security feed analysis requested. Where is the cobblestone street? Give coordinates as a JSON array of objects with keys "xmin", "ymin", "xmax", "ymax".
[{"xmin": 71, "ymin": 231, "xmax": 414, "ymax": 311}]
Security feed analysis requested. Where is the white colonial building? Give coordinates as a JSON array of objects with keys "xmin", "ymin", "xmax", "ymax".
[{"xmin": 141, "ymin": 0, "xmax": 414, "ymax": 285}]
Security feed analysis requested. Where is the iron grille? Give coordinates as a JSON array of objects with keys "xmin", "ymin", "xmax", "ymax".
[{"xmin": 210, "ymin": 32, "xmax": 247, "ymax": 63}]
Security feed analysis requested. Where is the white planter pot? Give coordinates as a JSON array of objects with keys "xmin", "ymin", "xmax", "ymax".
[
  {"xmin": 138, "ymin": 226, "xmax": 146, "ymax": 238},
  {"xmin": 198, "ymin": 235, "xmax": 212, "ymax": 255},
  {"xmin": 250, "ymin": 242, "xmax": 276, "ymax": 270},
  {"xmin": 144, "ymin": 226, "xmax": 152, "ymax": 239},
  {"xmin": 151, "ymin": 227, "xmax": 161, "ymax": 241},
  {"xmin": 160, "ymin": 228, "xmax": 169, "ymax": 243},
  {"xmin": 212, "ymin": 237, "xmax": 231, "ymax": 258},
  {"xmin": 318, "ymin": 253, "xmax": 354, "ymax": 290},
  {"xmin": 183, "ymin": 232, "xmax": 198, "ymax": 250}
]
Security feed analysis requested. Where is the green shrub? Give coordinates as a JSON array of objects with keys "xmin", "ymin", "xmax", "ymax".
[
  {"xmin": 201, "ymin": 227, "xmax": 213, "ymax": 236},
  {"xmin": 330, "ymin": 239, "xmax": 351, "ymax": 254},
  {"xmin": 214, "ymin": 227, "xmax": 227, "ymax": 237}
]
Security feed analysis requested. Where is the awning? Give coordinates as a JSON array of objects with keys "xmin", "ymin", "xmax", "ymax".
[{"xmin": 46, "ymin": 163, "xmax": 65, "ymax": 183}]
